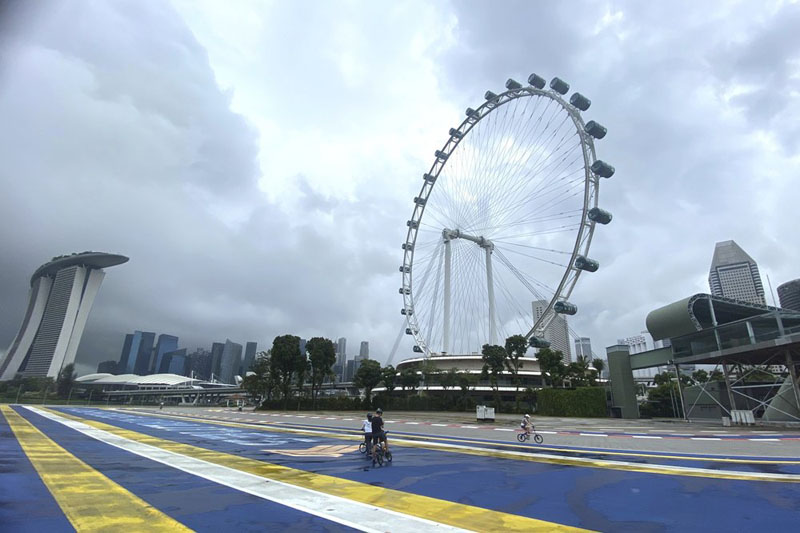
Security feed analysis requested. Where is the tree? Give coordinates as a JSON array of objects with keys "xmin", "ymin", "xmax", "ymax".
[
  {"xmin": 457, "ymin": 371, "xmax": 478, "ymax": 407},
  {"xmin": 592, "ymin": 358, "xmax": 605, "ymax": 380},
  {"xmin": 307, "ymin": 337, "xmax": 336, "ymax": 408},
  {"xmin": 56, "ymin": 363, "xmax": 76, "ymax": 398},
  {"xmin": 381, "ymin": 365, "xmax": 397, "ymax": 393},
  {"xmin": 709, "ymin": 370, "xmax": 725, "ymax": 382},
  {"xmin": 566, "ymin": 356, "xmax": 592, "ymax": 387},
  {"xmin": 692, "ymin": 369, "xmax": 709, "ymax": 384},
  {"xmin": 269, "ymin": 335, "xmax": 303, "ymax": 409},
  {"xmin": 419, "ymin": 358, "xmax": 440, "ymax": 390},
  {"xmin": 535, "ymin": 347, "xmax": 566, "ymax": 387},
  {"xmin": 481, "ymin": 344, "xmax": 507, "ymax": 408},
  {"xmin": 242, "ymin": 353, "xmax": 277, "ymax": 403},
  {"xmin": 503, "ymin": 334, "xmax": 528, "ymax": 409},
  {"xmin": 354, "ymin": 360, "xmax": 382, "ymax": 404},
  {"xmin": 399, "ymin": 368, "xmax": 420, "ymax": 391},
  {"xmin": 440, "ymin": 367, "xmax": 459, "ymax": 391}
]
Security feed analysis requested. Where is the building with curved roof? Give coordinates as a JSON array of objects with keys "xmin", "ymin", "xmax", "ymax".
[
  {"xmin": 0, "ymin": 251, "xmax": 128, "ymax": 380},
  {"xmin": 778, "ymin": 279, "xmax": 800, "ymax": 312}
]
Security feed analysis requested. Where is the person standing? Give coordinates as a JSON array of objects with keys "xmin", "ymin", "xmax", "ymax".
[{"xmin": 370, "ymin": 407, "xmax": 387, "ymax": 465}]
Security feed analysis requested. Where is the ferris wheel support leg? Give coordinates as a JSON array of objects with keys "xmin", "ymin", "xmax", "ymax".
[
  {"xmin": 486, "ymin": 247, "xmax": 497, "ymax": 346},
  {"xmin": 443, "ymin": 238, "xmax": 452, "ymax": 354}
]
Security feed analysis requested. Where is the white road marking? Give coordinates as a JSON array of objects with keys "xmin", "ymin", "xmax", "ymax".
[
  {"xmin": 494, "ymin": 428, "xmax": 515, "ymax": 432},
  {"xmin": 405, "ymin": 422, "xmax": 420, "ymax": 425},
  {"xmin": 749, "ymin": 438, "xmax": 780, "ymax": 442},
  {"xmin": 461, "ymin": 426, "xmax": 479, "ymax": 429},
  {"xmin": 539, "ymin": 431, "xmax": 557, "ymax": 435},
  {"xmin": 691, "ymin": 437, "xmax": 721, "ymax": 441},
  {"xmin": 431, "ymin": 424, "xmax": 448, "ymax": 427},
  {"xmin": 632, "ymin": 435, "xmax": 662, "ymax": 439},
  {"xmin": 579, "ymin": 433, "xmax": 608, "ymax": 437},
  {"xmin": 24, "ymin": 407, "xmax": 469, "ymax": 533}
]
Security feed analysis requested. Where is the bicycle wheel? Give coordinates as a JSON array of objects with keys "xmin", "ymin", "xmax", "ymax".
[
  {"xmin": 516, "ymin": 433, "xmax": 527, "ymax": 443},
  {"xmin": 533, "ymin": 434, "xmax": 543, "ymax": 444},
  {"xmin": 359, "ymin": 442, "xmax": 367, "ymax": 454},
  {"xmin": 376, "ymin": 451, "xmax": 384, "ymax": 466},
  {"xmin": 385, "ymin": 451, "xmax": 392, "ymax": 463}
]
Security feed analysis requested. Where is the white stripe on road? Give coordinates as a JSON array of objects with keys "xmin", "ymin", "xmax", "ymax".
[
  {"xmin": 461, "ymin": 426, "xmax": 479, "ymax": 429},
  {"xmin": 632, "ymin": 435, "xmax": 662, "ymax": 439},
  {"xmin": 579, "ymin": 433, "xmax": 608, "ymax": 437},
  {"xmin": 691, "ymin": 437, "xmax": 721, "ymax": 441},
  {"xmin": 24, "ymin": 407, "xmax": 469, "ymax": 533},
  {"xmin": 431, "ymin": 424, "xmax": 447, "ymax": 427},
  {"xmin": 749, "ymin": 438, "xmax": 780, "ymax": 442},
  {"xmin": 405, "ymin": 422, "xmax": 420, "ymax": 425},
  {"xmin": 494, "ymin": 428, "xmax": 515, "ymax": 432},
  {"xmin": 539, "ymin": 431, "xmax": 557, "ymax": 435}
]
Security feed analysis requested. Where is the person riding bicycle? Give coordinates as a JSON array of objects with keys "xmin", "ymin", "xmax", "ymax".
[
  {"xmin": 520, "ymin": 414, "xmax": 534, "ymax": 436},
  {"xmin": 370, "ymin": 408, "xmax": 388, "ymax": 464},
  {"xmin": 361, "ymin": 413, "xmax": 373, "ymax": 449}
]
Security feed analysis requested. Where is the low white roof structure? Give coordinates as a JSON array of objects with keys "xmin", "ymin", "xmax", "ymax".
[{"xmin": 76, "ymin": 373, "xmax": 201, "ymax": 387}]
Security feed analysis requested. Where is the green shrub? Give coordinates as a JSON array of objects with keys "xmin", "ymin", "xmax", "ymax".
[{"xmin": 537, "ymin": 387, "xmax": 606, "ymax": 417}]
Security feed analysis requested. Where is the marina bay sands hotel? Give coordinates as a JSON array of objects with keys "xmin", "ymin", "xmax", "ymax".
[{"xmin": 0, "ymin": 252, "xmax": 128, "ymax": 380}]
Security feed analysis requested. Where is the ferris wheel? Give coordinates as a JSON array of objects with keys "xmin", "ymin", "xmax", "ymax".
[{"xmin": 400, "ymin": 73, "xmax": 614, "ymax": 357}]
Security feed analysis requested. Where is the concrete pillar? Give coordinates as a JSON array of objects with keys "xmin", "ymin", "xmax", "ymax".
[{"xmin": 607, "ymin": 344, "xmax": 639, "ymax": 419}]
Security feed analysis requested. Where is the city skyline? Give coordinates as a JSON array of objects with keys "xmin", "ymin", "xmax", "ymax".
[{"xmin": 1, "ymin": 2, "xmax": 799, "ymax": 377}]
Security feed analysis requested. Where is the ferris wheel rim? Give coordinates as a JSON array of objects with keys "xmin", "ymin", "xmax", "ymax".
[{"xmin": 401, "ymin": 81, "xmax": 602, "ymax": 356}]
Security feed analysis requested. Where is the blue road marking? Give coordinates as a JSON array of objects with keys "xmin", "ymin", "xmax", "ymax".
[
  {"xmin": 53, "ymin": 407, "xmax": 800, "ymax": 532},
  {"xmin": 13, "ymin": 407, "xmax": 356, "ymax": 532}
]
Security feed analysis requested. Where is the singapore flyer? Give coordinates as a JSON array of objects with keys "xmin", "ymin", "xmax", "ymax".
[{"xmin": 400, "ymin": 73, "xmax": 614, "ymax": 356}]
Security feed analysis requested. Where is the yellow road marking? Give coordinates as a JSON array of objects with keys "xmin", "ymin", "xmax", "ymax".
[
  {"xmin": 112, "ymin": 409, "xmax": 800, "ymax": 479},
  {"xmin": 265, "ymin": 444, "xmax": 360, "ymax": 457},
  {"xmin": 47, "ymin": 407, "xmax": 587, "ymax": 532},
  {"xmin": 0, "ymin": 406, "xmax": 192, "ymax": 533}
]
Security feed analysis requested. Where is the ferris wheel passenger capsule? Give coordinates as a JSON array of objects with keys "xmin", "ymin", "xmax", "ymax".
[
  {"xmin": 405, "ymin": 328, "xmax": 416, "ymax": 335},
  {"xmin": 575, "ymin": 255, "xmax": 599, "ymax": 272},
  {"xmin": 554, "ymin": 301, "xmax": 578, "ymax": 315},
  {"xmin": 435, "ymin": 150, "xmax": 449, "ymax": 161},
  {"xmin": 550, "ymin": 77, "xmax": 570, "ymax": 95},
  {"xmin": 400, "ymin": 265, "xmax": 410, "ymax": 273},
  {"xmin": 465, "ymin": 107, "xmax": 477, "ymax": 117},
  {"xmin": 423, "ymin": 173, "xmax": 436, "ymax": 183},
  {"xmin": 585, "ymin": 120, "xmax": 607, "ymax": 139},
  {"xmin": 399, "ymin": 287, "xmax": 410, "ymax": 295},
  {"xmin": 413, "ymin": 346, "xmax": 423, "ymax": 353},
  {"xmin": 401, "ymin": 308, "xmax": 413, "ymax": 316},
  {"xmin": 528, "ymin": 73, "xmax": 546, "ymax": 89},
  {"xmin": 588, "ymin": 207, "xmax": 613, "ymax": 225},
  {"xmin": 485, "ymin": 90, "xmax": 498, "ymax": 101},
  {"xmin": 449, "ymin": 128, "xmax": 464, "ymax": 139},
  {"xmin": 505, "ymin": 78, "xmax": 522, "ymax": 90},
  {"xmin": 590, "ymin": 160, "xmax": 615, "ymax": 178},
  {"xmin": 529, "ymin": 336, "xmax": 551, "ymax": 348},
  {"xmin": 407, "ymin": 219, "xmax": 418, "ymax": 229},
  {"xmin": 402, "ymin": 242, "xmax": 414, "ymax": 251},
  {"xmin": 569, "ymin": 92, "xmax": 591, "ymax": 111},
  {"xmin": 414, "ymin": 197, "xmax": 426, "ymax": 206}
]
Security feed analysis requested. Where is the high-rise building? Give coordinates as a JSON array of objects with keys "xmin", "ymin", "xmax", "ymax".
[
  {"xmin": 151, "ymin": 334, "xmax": 179, "ymax": 375},
  {"xmin": 574, "ymin": 337, "xmax": 593, "ymax": 360},
  {"xmin": 162, "ymin": 348, "xmax": 189, "ymax": 375},
  {"xmin": 336, "ymin": 337, "xmax": 347, "ymax": 381},
  {"xmin": 188, "ymin": 348, "xmax": 212, "ymax": 380},
  {"xmin": 210, "ymin": 342, "xmax": 225, "ymax": 381},
  {"xmin": 96, "ymin": 360, "xmax": 117, "ymax": 374},
  {"xmin": 708, "ymin": 240, "xmax": 766, "ymax": 305},
  {"xmin": 777, "ymin": 279, "xmax": 800, "ymax": 311},
  {"xmin": 532, "ymin": 300, "xmax": 572, "ymax": 363},
  {"xmin": 345, "ymin": 359, "xmax": 356, "ymax": 382},
  {"xmin": 219, "ymin": 339, "xmax": 242, "ymax": 384},
  {"xmin": 119, "ymin": 331, "xmax": 156, "ymax": 375},
  {"xmin": 0, "ymin": 252, "xmax": 128, "ymax": 380},
  {"xmin": 359, "ymin": 341, "xmax": 369, "ymax": 359},
  {"xmin": 117, "ymin": 333, "xmax": 134, "ymax": 374},
  {"xmin": 241, "ymin": 342, "xmax": 258, "ymax": 375}
]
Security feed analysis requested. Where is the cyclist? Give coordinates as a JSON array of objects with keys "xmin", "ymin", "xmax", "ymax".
[
  {"xmin": 361, "ymin": 413, "xmax": 373, "ymax": 451},
  {"xmin": 520, "ymin": 414, "xmax": 533, "ymax": 437},
  {"xmin": 370, "ymin": 407, "xmax": 387, "ymax": 465}
]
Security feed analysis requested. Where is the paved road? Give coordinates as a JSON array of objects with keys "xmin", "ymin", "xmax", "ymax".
[{"xmin": 2, "ymin": 404, "xmax": 799, "ymax": 532}]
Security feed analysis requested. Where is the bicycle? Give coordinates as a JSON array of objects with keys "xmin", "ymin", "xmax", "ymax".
[
  {"xmin": 358, "ymin": 434, "xmax": 372, "ymax": 455},
  {"xmin": 517, "ymin": 427, "xmax": 543, "ymax": 444},
  {"xmin": 371, "ymin": 432, "xmax": 392, "ymax": 466}
]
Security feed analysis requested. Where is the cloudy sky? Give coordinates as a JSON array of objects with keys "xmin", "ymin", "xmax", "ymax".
[{"xmin": 1, "ymin": 0, "xmax": 798, "ymax": 377}]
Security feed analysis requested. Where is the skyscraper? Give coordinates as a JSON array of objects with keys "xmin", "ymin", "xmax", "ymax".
[
  {"xmin": 574, "ymin": 337, "xmax": 593, "ymax": 360},
  {"xmin": 96, "ymin": 360, "xmax": 117, "ymax": 374},
  {"xmin": 218, "ymin": 339, "xmax": 242, "ymax": 384},
  {"xmin": 0, "ymin": 252, "xmax": 128, "ymax": 380},
  {"xmin": 162, "ymin": 348, "xmax": 189, "ymax": 375},
  {"xmin": 359, "ymin": 341, "xmax": 369, "ymax": 359},
  {"xmin": 336, "ymin": 337, "xmax": 347, "ymax": 381},
  {"xmin": 532, "ymin": 300, "xmax": 572, "ymax": 363},
  {"xmin": 210, "ymin": 342, "xmax": 225, "ymax": 380},
  {"xmin": 188, "ymin": 348, "xmax": 212, "ymax": 380},
  {"xmin": 151, "ymin": 334, "xmax": 179, "ymax": 375},
  {"xmin": 708, "ymin": 240, "xmax": 766, "ymax": 305},
  {"xmin": 241, "ymin": 341, "xmax": 258, "ymax": 375},
  {"xmin": 120, "ymin": 331, "xmax": 156, "ymax": 375},
  {"xmin": 777, "ymin": 279, "xmax": 800, "ymax": 311}
]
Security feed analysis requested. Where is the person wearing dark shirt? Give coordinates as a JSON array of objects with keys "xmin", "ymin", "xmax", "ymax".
[{"xmin": 370, "ymin": 407, "xmax": 387, "ymax": 463}]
